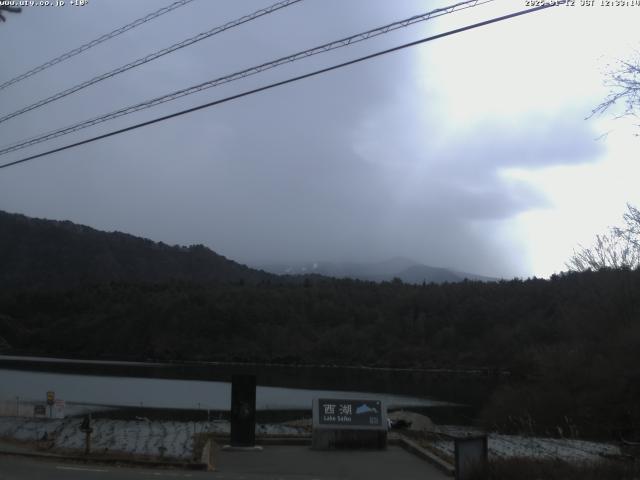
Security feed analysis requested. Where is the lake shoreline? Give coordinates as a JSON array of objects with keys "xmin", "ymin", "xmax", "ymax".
[{"xmin": 0, "ymin": 354, "xmax": 498, "ymax": 413}]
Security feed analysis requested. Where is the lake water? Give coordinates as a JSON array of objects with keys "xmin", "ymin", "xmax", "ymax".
[{"xmin": 0, "ymin": 367, "xmax": 452, "ymax": 413}]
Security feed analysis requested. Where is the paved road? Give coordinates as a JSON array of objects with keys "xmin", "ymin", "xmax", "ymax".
[
  {"xmin": 0, "ymin": 446, "xmax": 449, "ymax": 479},
  {"xmin": 0, "ymin": 456, "xmax": 202, "ymax": 480}
]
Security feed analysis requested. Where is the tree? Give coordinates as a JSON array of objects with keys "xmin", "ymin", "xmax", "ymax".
[
  {"xmin": 591, "ymin": 53, "xmax": 640, "ymax": 129},
  {"xmin": 614, "ymin": 203, "xmax": 640, "ymax": 250},
  {"xmin": 567, "ymin": 203, "xmax": 640, "ymax": 271}
]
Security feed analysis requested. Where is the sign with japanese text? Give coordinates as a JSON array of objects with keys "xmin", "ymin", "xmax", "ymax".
[
  {"xmin": 317, "ymin": 399, "xmax": 382, "ymax": 427},
  {"xmin": 53, "ymin": 399, "xmax": 65, "ymax": 419}
]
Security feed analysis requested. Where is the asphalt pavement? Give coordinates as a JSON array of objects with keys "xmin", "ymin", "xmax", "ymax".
[{"xmin": 0, "ymin": 445, "xmax": 450, "ymax": 479}]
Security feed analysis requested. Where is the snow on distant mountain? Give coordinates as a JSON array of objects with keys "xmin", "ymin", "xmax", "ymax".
[{"xmin": 256, "ymin": 257, "xmax": 498, "ymax": 284}]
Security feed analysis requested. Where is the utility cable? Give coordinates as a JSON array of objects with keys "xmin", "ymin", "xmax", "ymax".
[
  {"xmin": 0, "ymin": 0, "xmax": 495, "ymax": 155},
  {"xmin": 0, "ymin": 0, "xmax": 303, "ymax": 125},
  {"xmin": 0, "ymin": 0, "xmax": 197, "ymax": 91},
  {"xmin": 0, "ymin": 2, "xmax": 562, "ymax": 171}
]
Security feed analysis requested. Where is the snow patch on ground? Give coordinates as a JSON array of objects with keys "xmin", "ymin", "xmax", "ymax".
[
  {"xmin": 0, "ymin": 417, "xmax": 306, "ymax": 459},
  {"xmin": 430, "ymin": 425, "xmax": 622, "ymax": 463},
  {"xmin": 0, "ymin": 416, "xmax": 622, "ymax": 464}
]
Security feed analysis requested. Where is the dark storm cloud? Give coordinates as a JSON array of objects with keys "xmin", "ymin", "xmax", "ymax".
[{"xmin": 0, "ymin": 0, "xmax": 604, "ymax": 277}]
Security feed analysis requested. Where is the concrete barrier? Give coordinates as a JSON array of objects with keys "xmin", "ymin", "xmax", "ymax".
[{"xmin": 200, "ymin": 438, "xmax": 217, "ymax": 471}]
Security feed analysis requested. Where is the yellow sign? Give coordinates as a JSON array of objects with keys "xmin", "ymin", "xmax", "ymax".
[{"xmin": 46, "ymin": 391, "xmax": 55, "ymax": 406}]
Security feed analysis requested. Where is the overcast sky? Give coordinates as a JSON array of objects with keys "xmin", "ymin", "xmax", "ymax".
[{"xmin": 1, "ymin": 0, "xmax": 639, "ymax": 278}]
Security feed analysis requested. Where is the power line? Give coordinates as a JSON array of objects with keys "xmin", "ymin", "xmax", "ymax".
[
  {"xmin": 0, "ymin": 5, "xmax": 22, "ymax": 23},
  {"xmin": 0, "ymin": 0, "xmax": 303, "ymax": 125},
  {"xmin": 0, "ymin": 0, "xmax": 197, "ymax": 92},
  {"xmin": 0, "ymin": 0, "xmax": 495, "ymax": 155},
  {"xmin": 0, "ymin": 2, "xmax": 561, "ymax": 171}
]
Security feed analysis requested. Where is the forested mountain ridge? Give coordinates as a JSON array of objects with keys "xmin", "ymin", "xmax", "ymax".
[
  {"xmin": 0, "ymin": 210, "xmax": 274, "ymax": 289},
  {"xmin": 0, "ymin": 210, "xmax": 495, "ymax": 288}
]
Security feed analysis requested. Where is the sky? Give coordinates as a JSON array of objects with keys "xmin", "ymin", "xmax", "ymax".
[{"xmin": 0, "ymin": 0, "xmax": 639, "ymax": 279}]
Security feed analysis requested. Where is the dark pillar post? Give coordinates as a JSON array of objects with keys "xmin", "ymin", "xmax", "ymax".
[
  {"xmin": 230, "ymin": 374, "xmax": 256, "ymax": 447},
  {"xmin": 80, "ymin": 414, "xmax": 93, "ymax": 455}
]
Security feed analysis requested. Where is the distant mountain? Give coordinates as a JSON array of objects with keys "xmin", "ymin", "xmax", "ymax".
[
  {"xmin": 256, "ymin": 257, "xmax": 498, "ymax": 284},
  {"xmin": 260, "ymin": 257, "xmax": 415, "ymax": 278},
  {"xmin": 0, "ymin": 210, "xmax": 274, "ymax": 289}
]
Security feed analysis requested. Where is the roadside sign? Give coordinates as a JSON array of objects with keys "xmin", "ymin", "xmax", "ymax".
[
  {"xmin": 455, "ymin": 435, "xmax": 488, "ymax": 480},
  {"xmin": 312, "ymin": 398, "xmax": 387, "ymax": 449},
  {"xmin": 53, "ymin": 399, "xmax": 65, "ymax": 419},
  {"xmin": 317, "ymin": 399, "xmax": 382, "ymax": 426},
  {"xmin": 46, "ymin": 391, "xmax": 55, "ymax": 406}
]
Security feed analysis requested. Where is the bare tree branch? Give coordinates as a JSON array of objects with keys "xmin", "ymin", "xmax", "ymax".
[
  {"xmin": 567, "ymin": 204, "xmax": 640, "ymax": 272},
  {"xmin": 589, "ymin": 54, "xmax": 640, "ymax": 132}
]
